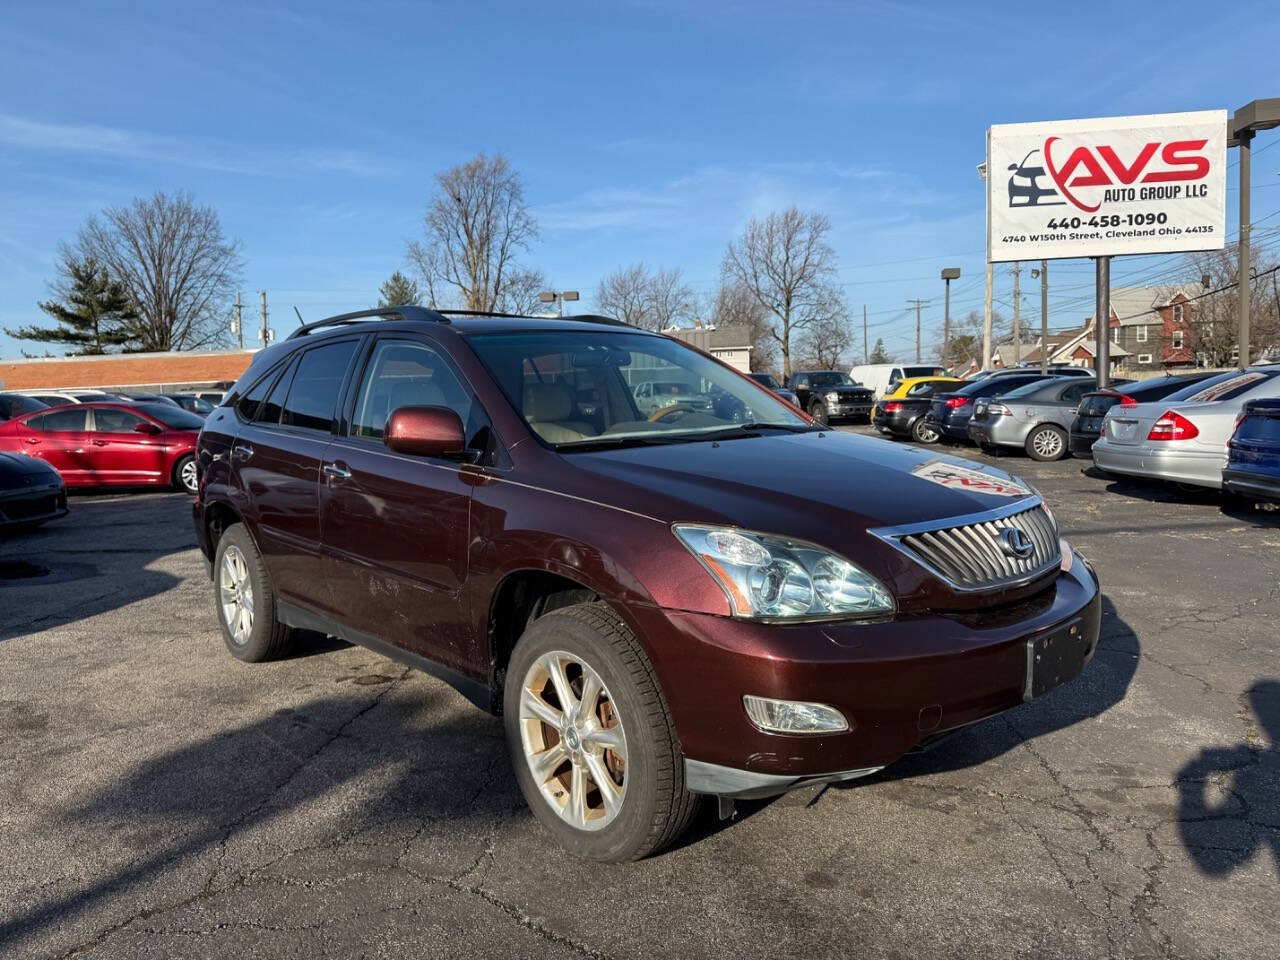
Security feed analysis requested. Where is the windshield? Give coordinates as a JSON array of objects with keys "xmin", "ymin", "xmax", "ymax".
[
  {"xmin": 749, "ymin": 373, "xmax": 779, "ymax": 389},
  {"xmin": 468, "ymin": 330, "xmax": 810, "ymax": 448},
  {"xmin": 903, "ymin": 365, "xmax": 946, "ymax": 378},
  {"xmin": 807, "ymin": 372, "xmax": 854, "ymax": 388},
  {"xmin": 996, "ymin": 377, "xmax": 1068, "ymax": 400},
  {"xmin": 136, "ymin": 402, "xmax": 205, "ymax": 430}
]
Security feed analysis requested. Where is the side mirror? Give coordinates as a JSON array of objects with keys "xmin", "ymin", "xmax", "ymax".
[
  {"xmin": 133, "ymin": 422, "xmax": 162, "ymax": 435},
  {"xmin": 385, "ymin": 406, "xmax": 466, "ymax": 458}
]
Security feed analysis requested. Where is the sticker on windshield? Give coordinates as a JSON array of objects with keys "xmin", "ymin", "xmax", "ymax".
[
  {"xmin": 1184, "ymin": 372, "xmax": 1266, "ymax": 403},
  {"xmin": 911, "ymin": 461, "xmax": 1031, "ymax": 497}
]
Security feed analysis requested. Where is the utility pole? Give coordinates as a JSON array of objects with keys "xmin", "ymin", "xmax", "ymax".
[
  {"xmin": 1095, "ymin": 257, "xmax": 1111, "ymax": 390},
  {"xmin": 980, "ymin": 148, "xmax": 993, "ymax": 370},
  {"xmin": 1011, "ymin": 261, "xmax": 1021, "ymax": 366},
  {"xmin": 862, "ymin": 304, "xmax": 868, "ymax": 364},
  {"xmin": 1040, "ymin": 260, "xmax": 1048, "ymax": 373},
  {"xmin": 259, "ymin": 290, "xmax": 269, "ymax": 346},
  {"xmin": 233, "ymin": 292, "xmax": 243, "ymax": 349},
  {"xmin": 1239, "ymin": 127, "xmax": 1253, "ymax": 370},
  {"xmin": 907, "ymin": 299, "xmax": 930, "ymax": 364}
]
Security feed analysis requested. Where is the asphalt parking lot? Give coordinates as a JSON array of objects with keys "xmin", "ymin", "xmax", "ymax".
[{"xmin": 3, "ymin": 430, "xmax": 1279, "ymax": 960}]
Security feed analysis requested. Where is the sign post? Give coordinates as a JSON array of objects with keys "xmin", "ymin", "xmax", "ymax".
[{"xmin": 987, "ymin": 110, "xmax": 1227, "ymax": 388}]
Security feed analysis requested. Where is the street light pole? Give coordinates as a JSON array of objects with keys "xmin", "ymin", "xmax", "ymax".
[
  {"xmin": 980, "ymin": 150, "xmax": 993, "ymax": 370},
  {"xmin": 1230, "ymin": 99, "xmax": 1280, "ymax": 370},
  {"xmin": 538, "ymin": 290, "xmax": 580, "ymax": 318},
  {"xmin": 941, "ymin": 267, "xmax": 960, "ymax": 370}
]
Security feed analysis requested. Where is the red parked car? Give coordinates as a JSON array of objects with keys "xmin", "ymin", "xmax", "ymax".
[
  {"xmin": 0, "ymin": 401, "xmax": 204, "ymax": 494},
  {"xmin": 195, "ymin": 307, "xmax": 1100, "ymax": 861}
]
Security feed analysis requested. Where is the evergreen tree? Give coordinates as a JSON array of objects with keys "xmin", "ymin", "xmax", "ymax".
[
  {"xmin": 6, "ymin": 255, "xmax": 137, "ymax": 354},
  {"xmin": 868, "ymin": 337, "xmax": 890, "ymax": 363},
  {"xmin": 378, "ymin": 270, "xmax": 423, "ymax": 308}
]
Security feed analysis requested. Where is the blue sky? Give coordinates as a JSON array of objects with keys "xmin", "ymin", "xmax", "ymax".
[{"xmin": 2, "ymin": 0, "xmax": 1279, "ymax": 362}]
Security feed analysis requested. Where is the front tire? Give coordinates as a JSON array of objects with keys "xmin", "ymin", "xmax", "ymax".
[
  {"xmin": 1026, "ymin": 424, "xmax": 1067, "ymax": 461},
  {"xmin": 809, "ymin": 401, "xmax": 829, "ymax": 425},
  {"xmin": 213, "ymin": 523, "xmax": 294, "ymax": 662},
  {"xmin": 504, "ymin": 602, "xmax": 698, "ymax": 861}
]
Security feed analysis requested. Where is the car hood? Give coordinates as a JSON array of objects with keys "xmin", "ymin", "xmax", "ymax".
[
  {"xmin": 0, "ymin": 451, "xmax": 61, "ymax": 484},
  {"xmin": 567, "ymin": 430, "xmax": 1037, "ymax": 533}
]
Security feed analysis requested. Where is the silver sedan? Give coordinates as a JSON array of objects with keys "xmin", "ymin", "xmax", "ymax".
[
  {"xmin": 966, "ymin": 376, "xmax": 1098, "ymax": 461},
  {"xmin": 1092, "ymin": 367, "xmax": 1280, "ymax": 489}
]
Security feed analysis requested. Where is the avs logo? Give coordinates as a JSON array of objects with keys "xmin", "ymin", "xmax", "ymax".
[{"xmin": 1007, "ymin": 138, "xmax": 1212, "ymax": 213}]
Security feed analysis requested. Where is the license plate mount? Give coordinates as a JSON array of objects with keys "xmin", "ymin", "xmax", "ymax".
[{"xmin": 1024, "ymin": 620, "xmax": 1091, "ymax": 701}]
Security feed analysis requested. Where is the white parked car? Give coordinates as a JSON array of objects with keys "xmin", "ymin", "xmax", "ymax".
[
  {"xmin": 18, "ymin": 389, "xmax": 119, "ymax": 406},
  {"xmin": 1092, "ymin": 366, "xmax": 1280, "ymax": 489}
]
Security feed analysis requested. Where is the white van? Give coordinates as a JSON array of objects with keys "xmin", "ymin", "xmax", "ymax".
[{"xmin": 849, "ymin": 363, "xmax": 947, "ymax": 399}]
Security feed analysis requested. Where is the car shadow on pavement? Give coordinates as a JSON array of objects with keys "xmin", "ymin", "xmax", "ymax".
[
  {"xmin": 0, "ymin": 505, "xmax": 188, "ymax": 643},
  {"xmin": 0, "ymin": 686, "xmax": 522, "ymax": 953},
  {"xmin": 1175, "ymin": 679, "xmax": 1280, "ymax": 877}
]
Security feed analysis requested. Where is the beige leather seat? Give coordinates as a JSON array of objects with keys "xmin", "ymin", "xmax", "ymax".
[{"xmin": 523, "ymin": 383, "xmax": 597, "ymax": 443}]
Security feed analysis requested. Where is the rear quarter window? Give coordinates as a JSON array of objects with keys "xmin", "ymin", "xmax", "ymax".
[{"xmin": 1184, "ymin": 372, "xmax": 1275, "ymax": 403}]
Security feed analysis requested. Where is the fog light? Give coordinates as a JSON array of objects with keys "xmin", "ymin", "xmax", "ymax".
[{"xmin": 743, "ymin": 695, "xmax": 849, "ymax": 734}]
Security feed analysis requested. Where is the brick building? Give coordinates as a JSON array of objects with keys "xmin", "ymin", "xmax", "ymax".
[{"xmin": 0, "ymin": 349, "xmax": 257, "ymax": 393}]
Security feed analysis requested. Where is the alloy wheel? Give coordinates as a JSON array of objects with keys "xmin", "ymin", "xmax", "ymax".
[
  {"xmin": 1032, "ymin": 428, "xmax": 1064, "ymax": 459},
  {"xmin": 219, "ymin": 545, "xmax": 254, "ymax": 646},
  {"xmin": 180, "ymin": 458, "xmax": 199, "ymax": 494},
  {"xmin": 518, "ymin": 650, "xmax": 628, "ymax": 832}
]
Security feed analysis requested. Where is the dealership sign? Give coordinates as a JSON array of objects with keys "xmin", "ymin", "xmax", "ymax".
[{"xmin": 988, "ymin": 110, "xmax": 1227, "ymax": 262}]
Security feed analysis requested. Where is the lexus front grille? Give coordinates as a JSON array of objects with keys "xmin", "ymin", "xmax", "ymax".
[{"xmin": 870, "ymin": 500, "xmax": 1061, "ymax": 593}]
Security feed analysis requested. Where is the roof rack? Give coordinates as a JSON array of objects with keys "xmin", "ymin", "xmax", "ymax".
[
  {"xmin": 287, "ymin": 305, "xmax": 450, "ymax": 340},
  {"xmin": 435, "ymin": 308, "xmax": 631, "ymax": 328}
]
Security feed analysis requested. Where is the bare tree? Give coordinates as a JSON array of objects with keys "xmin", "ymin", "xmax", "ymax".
[
  {"xmin": 798, "ymin": 314, "xmax": 853, "ymax": 370},
  {"xmin": 710, "ymin": 281, "xmax": 777, "ymax": 373},
  {"xmin": 595, "ymin": 263, "xmax": 696, "ymax": 330},
  {"xmin": 1159, "ymin": 247, "xmax": 1280, "ymax": 365},
  {"xmin": 721, "ymin": 207, "xmax": 844, "ymax": 379},
  {"xmin": 407, "ymin": 154, "xmax": 538, "ymax": 312},
  {"xmin": 76, "ymin": 192, "xmax": 241, "ymax": 351},
  {"xmin": 495, "ymin": 266, "xmax": 548, "ymax": 315}
]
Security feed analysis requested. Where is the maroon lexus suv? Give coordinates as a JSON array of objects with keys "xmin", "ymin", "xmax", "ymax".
[{"xmin": 194, "ymin": 307, "xmax": 1100, "ymax": 861}]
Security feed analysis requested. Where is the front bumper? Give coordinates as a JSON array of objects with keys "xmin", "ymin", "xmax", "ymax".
[
  {"xmin": 826, "ymin": 401, "xmax": 872, "ymax": 419},
  {"xmin": 1091, "ymin": 437, "xmax": 1226, "ymax": 489},
  {"xmin": 627, "ymin": 552, "xmax": 1101, "ymax": 797},
  {"xmin": 0, "ymin": 481, "xmax": 68, "ymax": 528}
]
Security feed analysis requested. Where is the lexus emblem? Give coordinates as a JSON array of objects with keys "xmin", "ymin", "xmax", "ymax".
[{"xmin": 999, "ymin": 527, "xmax": 1036, "ymax": 560}]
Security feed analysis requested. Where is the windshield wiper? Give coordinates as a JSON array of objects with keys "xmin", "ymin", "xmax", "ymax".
[
  {"xmin": 556, "ymin": 434, "xmax": 699, "ymax": 451},
  {"xmin": 704, "ymin": 421, "xmax": 819, "ymax": 437}
]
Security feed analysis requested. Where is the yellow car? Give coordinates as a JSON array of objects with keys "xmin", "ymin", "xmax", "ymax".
[{"xmin": 870, "ymin": 376, "xmax": 964, "ymax": 422}]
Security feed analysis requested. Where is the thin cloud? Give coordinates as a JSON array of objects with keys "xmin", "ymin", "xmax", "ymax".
[{"xmin": 0, "ymin": 114, "xmax": 394, "ymax": 180}]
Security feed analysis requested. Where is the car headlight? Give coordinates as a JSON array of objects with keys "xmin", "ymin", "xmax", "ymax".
[
  {"xmin": 673, "ymin": 525, "xmax": 894, "ymax": 620},
  {"xmin": 825, "ymin": 391, "xmax": 840, "ymax": 403}
]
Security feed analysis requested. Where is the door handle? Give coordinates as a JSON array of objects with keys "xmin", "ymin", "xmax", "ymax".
[
  {"xmin": 322, "ymin": 462, "xmax": 352, "ymax": 480},
  {"xmin": 92, "ymin": 439, "xmax": 109, "ymax": 446},
  {"xmin": 23, "ymin": 437, "xmax": 40, "ymax": 445},
  {"xmin": 232, "ymin": 442, "xmax": 254, "ymax": 461}
]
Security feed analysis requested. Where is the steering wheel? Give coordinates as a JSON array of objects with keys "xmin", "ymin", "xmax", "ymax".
[{"xmin": 648, "ymin": 402, "xmax": 698, "ymax": 423}]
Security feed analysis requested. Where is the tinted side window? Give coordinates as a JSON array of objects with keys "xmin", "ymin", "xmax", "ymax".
[
  {"xmin": 351, "ymin": 340, "xmax": 472, "ymax": 441},
  {"xmin": 258, "ymin": 358, "xmax": 297, "ymax": 426},
  {"xmin": 282, "ymin": 340, "xmax": 359, "ymax": 432},
  {"xmin": 30, "ymin": 408, "xmax": 88, "ymax": 432},
  {"xmin": 237, "ymin": 369, "xmax": 279, "ymax": 421},
  {"xmin": 1059, "ymin": 382, "xmax": 1089, "ymax": 404},
  {"xmin": 91, "ymin": 408, "xmax": 146, "ymax": 432}
]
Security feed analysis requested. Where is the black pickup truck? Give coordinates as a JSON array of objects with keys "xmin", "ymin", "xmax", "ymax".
[{"xmin": 787, "ymin": 371, "xmax": 874, "ymax": 424}]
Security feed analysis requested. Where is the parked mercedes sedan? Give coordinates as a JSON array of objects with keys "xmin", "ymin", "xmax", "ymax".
[
  {"xmin": 0, "ymin": 401, "xmax": 205, "ymax": 494},
  {"xmin": 1092, "ymin": 367, "xmax": 1280, "ymax": 490},
  {"xmin": 1069, "ymin": 372, "xmax": 1217, "ymax": 458},
  {"xmin": 967, "ymin": 376, "xmax": 1116, "ymax": 461}
]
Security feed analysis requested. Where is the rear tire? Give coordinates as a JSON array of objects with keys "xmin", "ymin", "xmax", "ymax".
[
  {"xmin": 213, "ymin": 523, "xmax": 294, "ymax": 662},
  {"xmin": 910, "ymin": 417, "xmax": 940, "ymax": 444},
  {"xmin": 504, "ymin": 601, "xmax": 699, "ymax": 861},
  {"xmin": 1025, "ymin": 424, "xmax": 1067, "ymax": 462},
  {"xmin": 173, "ymin": 454, "xmax": 199, "ymax": 495}
]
